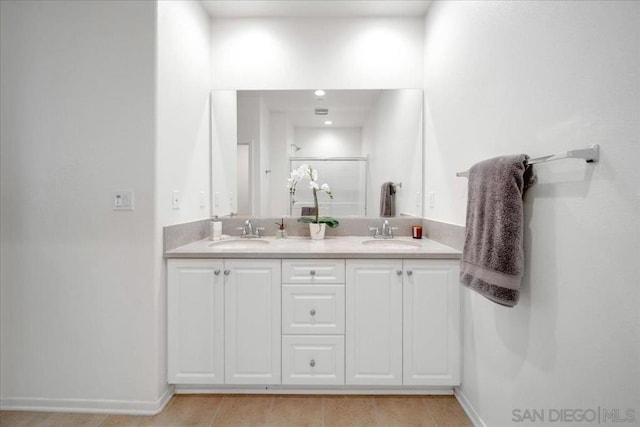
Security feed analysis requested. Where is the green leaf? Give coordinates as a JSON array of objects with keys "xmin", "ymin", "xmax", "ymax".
[{"xmin": 297, "ymin": 216, "xmax": 340, "ymax": 228}]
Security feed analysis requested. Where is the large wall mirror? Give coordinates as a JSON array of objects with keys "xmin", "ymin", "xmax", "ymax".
[{"xmin": 210, "ymin": 89, "xmax": 423, "ymax": 219}]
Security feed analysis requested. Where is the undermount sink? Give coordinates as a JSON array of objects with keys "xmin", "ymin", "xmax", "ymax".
[
  {"xmin": 208, "ymin": 239, "xmax": 270, "ymax": 249},
  {"xmin": 361, "ymin": 239, "xmax": 422, "ymax": 249}
]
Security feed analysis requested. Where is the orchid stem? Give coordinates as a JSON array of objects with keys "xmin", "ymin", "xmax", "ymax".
[{"xmin": 313, "ymin": 188, "xmax": 319, "ymax": 224}]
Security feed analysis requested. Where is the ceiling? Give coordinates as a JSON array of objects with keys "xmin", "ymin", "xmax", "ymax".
[{"xmin": 200, "ymin": 1, "xmax": 432, "ymax": 18}]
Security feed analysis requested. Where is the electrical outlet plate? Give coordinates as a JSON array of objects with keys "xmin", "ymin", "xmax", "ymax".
[
  {"xmin": 113, "ymin": 190, "xmax": 134, "ymax": 211},
  {"xmin": 172, "ymin": 190, "xmax": 181, "ymax": 209},
  {"xmin": 427, "ymin": 192, "xmax": 435, "ymax": 208},
  {"xmin": 199, "ymin": 191, "xmax": 206, "ymax": 208}
]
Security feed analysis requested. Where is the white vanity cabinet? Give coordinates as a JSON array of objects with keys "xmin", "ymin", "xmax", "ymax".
[
  {"xmin": 167, "ymin": 258, "xmax": 281, "ymax": 385},
  {"xmin": 346, "ymin": 259, "xmax": 460, "ymax": 387},
  {"xmin": 167, "ymin": 254, "xmax": 460, "ymax": 390}
]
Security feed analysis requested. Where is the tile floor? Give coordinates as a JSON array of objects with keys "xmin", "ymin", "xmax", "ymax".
[{"xmin": 0, "ymin": 394, "xmax": 472, "ymax": 427}]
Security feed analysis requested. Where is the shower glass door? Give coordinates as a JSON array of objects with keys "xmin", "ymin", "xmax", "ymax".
[{"xmin": 289, "ymin": 157, "xmax": 368, "ymax": 217}]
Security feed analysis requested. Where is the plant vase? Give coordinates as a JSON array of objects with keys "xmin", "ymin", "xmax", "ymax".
[{"xmin": 309, "ymin": 223, "xmax": 326, "ymax": 240}]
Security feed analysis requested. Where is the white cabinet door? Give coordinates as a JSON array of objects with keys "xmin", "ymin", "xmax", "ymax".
[
  {"xmin": 403, "ymin": 259, "xmax": 460, "ymax": 386},
  {"xmin": 345, "ymin": 260, "xmax": 403, "ymax": 385},
  {"xmin": 168, "ymin": 259, "xmax": 224, "ymax": 384},
  {"xmin": 225, "ymin": 259, "xmax": 281, "ymax": 384}
]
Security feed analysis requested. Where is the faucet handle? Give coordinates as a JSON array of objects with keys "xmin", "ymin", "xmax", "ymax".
[
  {"xmin": 255, "ymin": 226, "xmax": 266, "ymax": 238},
  {"xmin": 369, "ymin": 226, "xmax": 379, "ymax": 237}
]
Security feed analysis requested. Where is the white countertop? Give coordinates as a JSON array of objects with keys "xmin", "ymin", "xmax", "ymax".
[{"xmin": 165, "ymin": 236, "xmax": 461, "ymax": 259}]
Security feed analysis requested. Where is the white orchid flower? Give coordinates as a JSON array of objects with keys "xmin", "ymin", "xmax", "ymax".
[
  {"xmin": 298, "ymin": 164, "xmax": 310, "ymax": 176},
  {"xmin": 311, "ymin": 169, "xmax": 318, "ymax": 181},
  {"xmin": 320, "ymin": 183, "xmax": 331, "ymax": 192},
  {"xmin": 309, "ymin": 181, "xmax": 320, "ymax": 190}
]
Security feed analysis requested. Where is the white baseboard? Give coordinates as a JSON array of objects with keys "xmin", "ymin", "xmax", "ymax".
[
  {"xmin": 454, "ymin": 388, "xmax": 486, "ymax": 427},
  {"xmin": 174, "ymin": 385, "xmax": 455, "ymax": 395},
  {"xmin": 0, "ymin": 386, "xmax": 174, "ymax": 415}
]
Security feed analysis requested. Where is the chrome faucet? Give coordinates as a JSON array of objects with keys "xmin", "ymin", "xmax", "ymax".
[
  {"xmin": 244, "ymin": 219, "xmax": 254, "ymax": 236},
  {"xmin": 237, "ymin": 220, "xmax": 265, "ymax": 238},
  {"xmin": 381, "ymin": 220, "xmax": 391, "ymax": 237},
  {"xmin": 369, "ymin": 219, "xmax": 398, "ymax": 239}
]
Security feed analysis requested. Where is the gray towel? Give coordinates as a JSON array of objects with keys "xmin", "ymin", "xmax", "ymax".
[
  {"xmin": 460, "ymin": 154, "xmax": 536, "ymax": 307},
  {"xmin": 379, "ymin": 182, "xmax": 396, "ymax": 217}
]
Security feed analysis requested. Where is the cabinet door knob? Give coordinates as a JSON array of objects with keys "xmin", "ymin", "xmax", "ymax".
[
  {"xmin": 309, "ymin": 270, "xmax": 316, "ymax": 276},
  {"xmin": 214, "ymin": 270, "xmax": 221, "ymax": 276},
  {"xmin": 309, "ymin": 359, "xmax": 316, "ymax": 367},
  {"xmin": 224, "ymin": 270, "xmax": 231, "ymax": 276},
  {"xmin": 407, "ymin": 270, "xmax": 413, "ymax": 276},
  {"xmin": 396, "ymin": 270, "xmax": 402, "ymax": 276},
  {"xmin": 310, "ymin": 309, "xmax": 316, "ymax": 316}
]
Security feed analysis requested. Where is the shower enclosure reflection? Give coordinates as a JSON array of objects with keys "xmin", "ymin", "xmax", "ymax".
[
  {"xmin": 289, "ymin": 157, "xmax": 367, "ymax": 217},
  {"xmin": 210, "ymin": 89, "xmax": 423, "ymax": 219}
]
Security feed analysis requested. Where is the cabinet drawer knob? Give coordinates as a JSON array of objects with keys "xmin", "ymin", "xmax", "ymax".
[
  {"xmin": 310, "ymin": 309, "xmax": 316, "ymax": 316},
  {"xmin": 309, "ymin": 359, "xmax": 316, "ymax": 367},
  {"xmin": 214, "ymin": 270, "xmax": 221, "ymax": 276},
  {"xmin": 224, "ymin": 270, "xmax": 231, "ymax": 276},
  {"xmin": 407, "ymin": 270, "xmax": 413, "ymax": 276},
  {"xmin": 396, "ymin": 270, "xmax": 402, "ymax": 276},
  {"xmin": 309, "ymin": 270, "xmax": 316, "ymax": 276}
]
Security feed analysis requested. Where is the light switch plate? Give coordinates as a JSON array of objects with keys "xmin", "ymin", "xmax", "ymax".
[
  {"xmin": 113, "ymin": 190, "xmax": 134, "ymax": 211},
  {"xmin": 199, "ymin": 191, "xmax": 206, "ymax": 208}
]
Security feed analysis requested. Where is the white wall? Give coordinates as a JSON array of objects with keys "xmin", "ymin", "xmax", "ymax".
[
  {"xmin": 0, "ymin": 0, "xmax": 213, "ymax": 412},
  {"xmin": 210, "ymin": 17, "xmax": 424, "ymax": 89},
  {"xmin": 237, "ymin": 96, "xmax": 270, "ymax": 216},
  {"xmin": 211, "ymin": 91, "xmax": 238, "ymax": 216},
  {"xmin": 294, "ymin": 128, "xmax": 362, "ymax": 157},
  {"xmin": 362, "ymin": 90, "xmax": 423, "ymax": 217},
  {"xmin": 268, "ymin": 112, "xmax": 293, "ymax": 217},
  {"xmin": 155, "ymin": 0, "xmax": 212, "ymax": 399},
  {"xmin": 156, "ymin": 0, "xmax": 212, "ymax": 225},
  {"xmin": 423, "ymin": 1, "xmax": 640, "ymax": 425},
  {"xmin": 259, "ymin": 100, "xmax": 271, "ymax": 216},
  {"xmin": 0, "ymin": 0, "xmax": 163, "ymax": 411}
]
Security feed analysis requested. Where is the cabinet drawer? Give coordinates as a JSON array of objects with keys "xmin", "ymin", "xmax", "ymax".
[
  {"xmin": 282, "ymin": 335, "xmax": 345, "ymax": 385},
  {"xmin": 283, "ymin": 285, "xmax": 345, "ymax": 334},
  {"xmin": 282, "ymin": 259, "xmax": 345, "ymax": 284}
]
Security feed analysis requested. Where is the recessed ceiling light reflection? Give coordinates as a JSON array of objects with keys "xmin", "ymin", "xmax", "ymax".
[
  {"xmin": 324, "ymin": 120, "xmax": 332, "ymax": 125},
  {"xmin": 314, "ymin": 89, "xmax": 326, "ymax": 97}
]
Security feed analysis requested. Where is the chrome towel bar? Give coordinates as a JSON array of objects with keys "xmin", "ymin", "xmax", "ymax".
[{"xmin": 456, "ymin": 144, "xmax": 599, "ymax": 177}]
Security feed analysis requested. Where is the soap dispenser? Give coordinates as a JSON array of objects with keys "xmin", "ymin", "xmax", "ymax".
[{"xmin": 275, "ymin": 218, "xmax": 287, "ymax": 239}]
